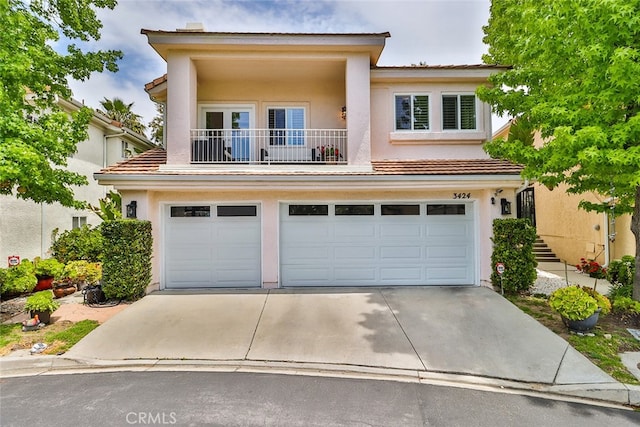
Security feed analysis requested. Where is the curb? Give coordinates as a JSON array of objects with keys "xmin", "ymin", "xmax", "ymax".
[{"xmin": 1, "ymin": 356, "xmax": 638, "ymax": 408}]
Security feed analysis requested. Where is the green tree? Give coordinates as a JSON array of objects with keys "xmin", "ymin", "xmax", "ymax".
[
  {"xmin": 148, "ymin": 102, "xmax": 164, "ymax": 145},
  {"xmin": 0, "ymin": 0, "xmax": 122, "ymax": 208},
  {"xmin": 99, "ymin": 97, "xmax": 146, "ymax": 135},
  {"xmin": 478, "ymin": 0, "xmax": 640, "ymax": 300}
]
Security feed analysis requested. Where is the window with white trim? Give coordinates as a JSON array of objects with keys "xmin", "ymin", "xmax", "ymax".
[
  {"xmin": 394, "ymin": 95, "xmax": 429, "ymax": 130},
  {"xmin": 72, "ymin": 216, "xmax": 87, "ymax": 229},
  {"xmin": 442, "ymin": 94, "xmax": 476, "ymax": 130},
  {"xmin": 268, "ymin": 107, "xmax": 305, "ymax": 146}
]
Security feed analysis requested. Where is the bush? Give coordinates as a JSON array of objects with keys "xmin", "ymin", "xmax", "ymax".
[
  {"xmin": 0, "ymin": 260, "xmax": 37, "ymax": 295},
  {"xmin": 50, "ymin": 225, "xmax": 103, "ymax": 264},
  {"xmin": 34, "ymin": 258, "xmax": 65, "ymax": 279},
  {"xmin": 490, "ymin": 218, "xmax": 538, "ymax": 293},
  {"xmin": 63, "ymin": 261, "xmax": 102, "ymax": 285},
  {"xmin": 101, "ymin": 220, "xmax": 153, "ymax": 301},
  {"xmin": 612, "ymin": 297, "xmax": 640, "ymax": 315},
  {"xmin": 24, "ymin": 290, "xmax": 60, "ymax": 313},
  {"xmin": 606, "ymin": 256, "xmax": 635, "ymax": 303},
  {"xmin": 549, "ymin": 286, "xmax": 599, "ymax": 320}
]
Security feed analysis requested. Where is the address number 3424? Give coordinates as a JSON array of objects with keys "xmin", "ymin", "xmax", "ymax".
[{"xmin": 453, "ymin": 193, "xmax": 471, "ymax": 199}]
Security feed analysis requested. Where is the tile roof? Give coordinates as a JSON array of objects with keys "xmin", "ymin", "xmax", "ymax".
[
  {"xmin": 98, "ymin": 148, "xmax": 523, "ymax": 177},
  {"xmin": 144, "ymin": 74, "xmax": 167, "ymax": 91},
  {"xmin": 371, "ymin": 159, "xmax": 523, "ymax": 175}
]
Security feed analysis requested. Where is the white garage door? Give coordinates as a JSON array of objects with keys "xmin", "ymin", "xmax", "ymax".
[
  {"xmin": 280, "ymin": 202, "xmax": 475, "ymax": 286},
  {"xmin": 165, "ymin": 205, "xmax": 261, "ymax": 288}
]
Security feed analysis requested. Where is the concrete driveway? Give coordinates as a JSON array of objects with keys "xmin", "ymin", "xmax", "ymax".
[{"xmin": 65, "ymin": 286, "xmax": 616, "ymax": 387}]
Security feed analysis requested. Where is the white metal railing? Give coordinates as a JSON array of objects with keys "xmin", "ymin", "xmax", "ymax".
[{"xmin": 190, "ymin": 129, "xmax": 347, "ymax": 164}]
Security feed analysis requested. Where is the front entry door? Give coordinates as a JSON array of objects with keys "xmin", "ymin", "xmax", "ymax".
[
  {"xmin": 203, "ymin": 107, "xmax": 252, "ymax": 161},
  {"xmin": 517, "ymin": 187, "xmax": 536, "ymax": 227}
]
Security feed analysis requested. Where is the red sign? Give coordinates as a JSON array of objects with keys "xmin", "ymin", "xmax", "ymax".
[
  {"xmin": 496, "ymin": 263, "xmax": 505, "ymax": 275},
  {"xmin": 8, "ymin": 255, "xmax": 20, "ymax": 267}
]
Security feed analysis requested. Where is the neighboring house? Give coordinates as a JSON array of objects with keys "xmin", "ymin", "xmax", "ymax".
[
  {"xmin": 493, "ymin": 121, "xmax": 635, "ymax": 266},
  {"xmin": 95, "ymin": 27, "xmax": 525, "ymax": 290},
  {"xmin": 0, "ymin": 97, "xmax": 156, "ymax": 262}
]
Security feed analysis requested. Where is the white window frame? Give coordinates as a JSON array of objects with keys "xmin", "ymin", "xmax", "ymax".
[
  {"xmin": 265, "ymin": 105, "xmax": 307, "ymax": 146},
  {"xmin": 441, "ymin": 93, "xmax": 477, "ymax": 131},
  {"xmin": 394, "ymin": 93, "xmax": 431, "ymax": 131},
  {"xmin": 72, "ymin": 216, "xmax": 87, "ymax": 229}
]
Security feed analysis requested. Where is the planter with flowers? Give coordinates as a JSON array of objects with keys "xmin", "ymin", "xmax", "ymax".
[
  {"xmin": 576, "ymin": 258, "xmax": 607, "ymax": 291},
  {"xmin": 34, "ymin": 258, "xmax": 65, "ymax": 291},
  {"xmin": 549, "ymin": 285, "xmax": 611, "ymax": 332}
]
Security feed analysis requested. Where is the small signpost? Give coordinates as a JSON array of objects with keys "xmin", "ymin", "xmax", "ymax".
[
  {"xmin": 496, "ymin": 263, "xmax": 505, "ymax": 295},
  {"xmin": 7, "ymin": 255, "xmax": 20, "ymax": 267}
]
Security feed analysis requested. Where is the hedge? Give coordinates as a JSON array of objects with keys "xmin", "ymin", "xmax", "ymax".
[
  {"xmin": 101, "ymin": 220, "xmax": 153, "ymax": 301},
  {"xmin": 491, "ymin": 218, "xmax": 538, "ymax": 293}
]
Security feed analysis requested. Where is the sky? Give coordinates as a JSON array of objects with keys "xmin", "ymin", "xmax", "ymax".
[{"xmin": 66, "ymin": 0, "xmax": 503, "ymax": 135}]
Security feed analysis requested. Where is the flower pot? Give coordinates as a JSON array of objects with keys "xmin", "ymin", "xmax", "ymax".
[
  {"xmin": 34, "ymin": 276, "xmax": 54, "ymax": 291},
  {"xmin": 53, "ymin": 283, "xmax": 76, "ymax": 298},
  {"xmin": 562, "ymin": 309, "xmax": 601, "ymax": 332},
  {"xmin": 30, "ymin": 310, "xmax": 52, "ymax": 324}
]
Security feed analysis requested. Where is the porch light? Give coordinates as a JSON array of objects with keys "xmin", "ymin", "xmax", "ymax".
[
  {"xmin": 126, "ymin": 201, "xmax": 137, "ymax": 219},
  {"xmin": 341, "ymin": 106, "xmax": 347, "ymax": 120}
]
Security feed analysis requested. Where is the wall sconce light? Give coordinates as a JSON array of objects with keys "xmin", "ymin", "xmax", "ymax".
[
  {"xmin": 491, "ymin": 197, "xmax": 496, "ymax": 205},
  {"xmin": 500, "ymin": 198, "xmax": 511, "ymax": 215},
  {"xmin": 126, "ymin": 201, "xmax": 137, "ymax": 219},
  {"xmin": 341, "ymin": 106, "xmax": 347, "ymax": 120}
]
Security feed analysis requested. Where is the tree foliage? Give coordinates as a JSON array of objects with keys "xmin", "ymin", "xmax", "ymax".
[
  {"xmin": 98, "ymin": 97, "xmax": 146, "ymax": 135},
  {"xmin": 148, "ymin": 102, "xmax": 164, "ymax": 145},
  {"xmin": 479, "ymin": 0, "xmax": 640, "ymax": 299},
  {"xmin": 0, "ymin": 0, "xmax": 122, "ymax": 208}
]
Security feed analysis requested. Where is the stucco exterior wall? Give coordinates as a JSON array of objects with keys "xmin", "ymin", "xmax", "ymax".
[
  {"xmin": 370, "ymin": 82, "xmax": 491, "ymax": 161},
  {"xmin": 534, "ymin": 182, "xmax": 635, "ymax": 265},
  {"xmin": 121, "ymin": 186, "xmax": 510, "ymax": 290}
]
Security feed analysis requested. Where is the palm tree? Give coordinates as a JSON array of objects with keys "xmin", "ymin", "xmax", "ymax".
[{"xmin": 99, "ymin": 97, "xmax": 146, "ymax": 135}]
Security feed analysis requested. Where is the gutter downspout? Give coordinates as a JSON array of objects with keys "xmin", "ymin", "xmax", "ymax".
[
  {"xmin": 516, "ymin": 179, "xmax": 530, "ymax": 194},
  {"xmin": 603, "ymin": 212, "xmax": 610, "ymax": 268}
]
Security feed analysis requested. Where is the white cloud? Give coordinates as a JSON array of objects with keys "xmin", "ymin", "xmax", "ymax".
[{"xmin": 68, "ymin": 0, "xmax": 495, "ymax": 130}]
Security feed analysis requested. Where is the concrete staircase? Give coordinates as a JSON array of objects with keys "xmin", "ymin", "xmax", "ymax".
[{"xmin": 534, "ymin": 237, "xmax": 561, "ymax": 263}]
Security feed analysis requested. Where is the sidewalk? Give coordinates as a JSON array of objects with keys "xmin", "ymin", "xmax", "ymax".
[{"xmin": 1, "ymin": 286, "xmax": 639, "ymax": 407}]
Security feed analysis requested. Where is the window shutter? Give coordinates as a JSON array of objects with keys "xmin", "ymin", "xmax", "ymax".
[
  {"xmin": 442, "ymin": 95, "xmax": 458, "ymax": 130},
  {"xmin": 413, "ymin": 96, "xmax": 429, "ymax": 130},
  {"xmin": 460, "ymin": 95, "xmax": 476, "ymax": 130}
]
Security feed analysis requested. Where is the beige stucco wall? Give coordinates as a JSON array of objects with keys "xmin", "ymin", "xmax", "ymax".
[
  {"xmin": 534, "ymin": 182, "xmax": 635, "ymax": 265},
  {"xmin": 120, "ymin": 185, "xmax": 515, "ymax": 290},
  {"xmin": 370, "ymin": 82, "xmax": 491, "ymax": 161}
]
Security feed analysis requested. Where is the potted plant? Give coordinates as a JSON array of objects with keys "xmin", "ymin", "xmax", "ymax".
[
  {"xmin": 576, "ymin": 258, "xmax": 607, "ymax": 291},
  {"xmin": 34, "ymin": 258, "xmax": 65, "ymax": 291},
  {"xmin": 62, "ymin": 261, "xmax": 102, "ymax": 291},
  {"xmin": 1, "ymin": 260, "xmax": 37, "ymax": 297},
  {"xmin": 549, "ymin": 285, "xmax": 611, "ymax": 332},
  {"xmin": 24, "ymin": 290, "xmax": 60, "ymax": 324}
]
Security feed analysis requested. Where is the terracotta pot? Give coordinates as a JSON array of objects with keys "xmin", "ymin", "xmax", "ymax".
[
  {"xmin": 34, "ymin": 276, "xmax": 54, "ymax": 291},
  {"xmin": 53, "ymin": 284, "xmax": 76, "ymax": 299}
]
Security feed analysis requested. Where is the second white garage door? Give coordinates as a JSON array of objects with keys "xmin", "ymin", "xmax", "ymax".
[{"xmin": 280, "ymin": 202, "xmax": 475, "ymax": 286}]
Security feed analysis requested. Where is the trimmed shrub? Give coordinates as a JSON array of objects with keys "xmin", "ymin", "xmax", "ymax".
[
  {"xmin": 612, "ymin": 296, "xmax": 640, "ymax": 315},
  {"xmin": 1, "ymin": 260, "xmax": 37, "ymax": 295},
  {"xmin": 101, "ymin": 220, "xmax": 153, "ymax": 301},
  {"xmin": 51, "ymin": 225, "xmax": 103, "ymax": 263},
  {"xmin": 490, "ymin": 218, "xmax": 538, "ymax": 293}
]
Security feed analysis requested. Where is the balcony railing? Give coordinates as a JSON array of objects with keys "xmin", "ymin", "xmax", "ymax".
[{"xmin": 190, "ymin": 129, "xmax": 347, "ymax": 164}]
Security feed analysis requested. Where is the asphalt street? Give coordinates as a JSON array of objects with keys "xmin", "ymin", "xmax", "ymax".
[{"xmin": 1, "ymin": 371, "xmax": 639, "ymax": 426}]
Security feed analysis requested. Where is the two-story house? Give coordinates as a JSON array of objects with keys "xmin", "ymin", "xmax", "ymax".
[
  {"xmin": 95, "ymin": 27, "xmax": 524, "ymax": 290},
  {"xmin": 0, "ymin": 97, "xmax": 155, "ymax": 262}
]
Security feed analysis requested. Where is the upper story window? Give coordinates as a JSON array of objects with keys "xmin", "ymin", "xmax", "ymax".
[
  {"xmin": 442, "ymin": 94, "xmax": 476, "ymax": 130},
  {"xmin": 268, "ymin": 107, "xmax": 305, "ymax": 146},
  {"xmin": 395, "ymin": 95, "xmax": 429, "ymax": 131}
]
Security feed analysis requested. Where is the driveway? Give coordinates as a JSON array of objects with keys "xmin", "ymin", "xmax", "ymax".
[{"xmin": 65, "ymin": 286, "xmax": 615, "ymax": 386}]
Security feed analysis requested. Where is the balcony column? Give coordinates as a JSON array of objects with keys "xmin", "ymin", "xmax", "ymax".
[
  {"xmin": 345, "ymin": 53, "xmax": 371, "ymax": 165},
  {"xmin": 166, "ymin": 53, "xmax": 197, "ymax": 165}
]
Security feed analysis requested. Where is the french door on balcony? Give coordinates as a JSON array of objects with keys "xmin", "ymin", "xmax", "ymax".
[{"xmin": 202, "ymin": 106, "xmax": 253, "ymax": 161}]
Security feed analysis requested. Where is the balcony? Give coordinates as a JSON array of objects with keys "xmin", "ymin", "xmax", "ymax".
[{"xmin": 190, "ymin": 129, "xmax": 347, "ymax": 164}]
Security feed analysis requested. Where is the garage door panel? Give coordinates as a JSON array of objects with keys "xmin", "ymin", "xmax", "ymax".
[
  {"xmin": 427, "ymin": 267, "xmax": 471, "ymax": 281},
  {"xmin": 283, "ymin": 223, "xmax": 331, "ymax": 240},
  {"xmin": 380, "ymin": 246, "xmax": 422, "ymax": 260},
  {"xmin": 427, "ymin": 223, "xmax": 471, "ymax": 237},
  {"xmin": 380, "ymin": 267, "xmax": 423, "ymax": 281},
  {"xmin": 426, "ymin": 246, "xmax": 470, "ymax": 259},
  {"xmin": 380, "ymin": 224, "xmax": 422, "ymax": 238},
  {"xmin": 282, "ymin": 245, "xmax": 330, "ymax": 261},
  {"xmin": 283, "ymin": 267, "xmax": 332, "ymax": 283},
  {"xmin": 334, "ymin": 267, "xmax": 377, "ymax": 281},
  {"xmin": 334, "ymin": 223, "xmax": 377, "ymax": 238},
  {"xmin": 334, "ymin": 245, "xmax": 376, "ymax": 260}
]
